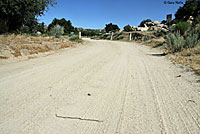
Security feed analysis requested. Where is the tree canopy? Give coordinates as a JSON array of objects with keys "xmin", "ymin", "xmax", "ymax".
[
  {"xmin": 174, "ymin": 21, "xmax": 191, "ymax": 35},
  {"xmin": 123, "ymin": 25, "xmax": 132, "ymax": 32},
  {"xmin": 0, "ymin": 0, "xmax": 56, "ymax": 33},
  {"xmin": 175, "ymin": 0, "xmax": 200, "ymax": 22},
  {"xmin": 48, "ymin": 18, "xmax": 75, "ymax": 34},
  {"xmin": 105, "ymin": 23, "xmax": 120, "ymax": 33},
  {"xmin": 138, "ymin": 19, "xmax": 152, "ymax": 27}
]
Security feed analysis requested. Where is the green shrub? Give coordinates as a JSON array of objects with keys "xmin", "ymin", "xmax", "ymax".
[
  {"xmin": 19, "ymin": 26, "xmax": 30, "ymax": 34},
  {"xmin": 50, "ymin": 24, "xmax": 64, "ymax": 38},
  {"xmin": 154, "ymin": 30, "xmax": 167, "ymax": 37},
  {"xmin": 70, "ymin": 35, "xmax": 82, "ymax": 42},
  {"xmin": 174, "ymin": 22, "xmax": 190, "ymax": 35},
  {"xmin": 193, "ymin": 28, "xmax": 200, "ymax": 40},
  {"xmin": 194, "ymin": 15, "xmax": 200, "ymax": 25},
  {"xmin": 30, "ymin": 33, "xmax": 38, "ymax": 36},
  {"xmin": 185, "ymin": 29, "xmax": 199, "ymax": 48},
  {"xmin": 185, "ymin": 34, "xmax": 198, "ymax": 48},
  {"xmin": 166, "ymin": 32, "xmax": 185, "ymax": 52}
]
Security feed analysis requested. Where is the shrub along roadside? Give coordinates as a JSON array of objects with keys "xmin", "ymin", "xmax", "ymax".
[
  {"xmin": 165, "ymin": 27, "xmax": 200, "ymax": 53},
  {"xmin": 69, "ymin": 35, "xmax": 82, "ymax": 43},
  {"xmin": 185, "ymin": 33, "xmax": 198, "ymax": 48},
  {"xmin": 165, "ymin": 32, "xmax": 185, "ymax": 52},
  {"xmin": 173, "ymin": 22, "xmax": 191, "ymax": 36},
  {"xmin": 49, "ymin": 24, "xmax": 64, "ymax": 38}
]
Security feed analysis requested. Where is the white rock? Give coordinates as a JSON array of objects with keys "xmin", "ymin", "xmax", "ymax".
[{"xmin": 36, "ymin": 31, "xmax": 42, "ymax": 36}]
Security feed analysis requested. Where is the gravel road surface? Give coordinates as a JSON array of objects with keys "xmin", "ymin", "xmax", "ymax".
[{"xmin": 0, "ymin": 39, "xmax": 200, "ymax": 134}]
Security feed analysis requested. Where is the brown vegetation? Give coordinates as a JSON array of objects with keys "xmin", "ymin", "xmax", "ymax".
[
  {"xmin": 168, "ymin": 43, "xmax": 200, "ymax": 75},
  {"xmin": 0, "ymin": 34, "xmax": 77, "ymax": 59}
]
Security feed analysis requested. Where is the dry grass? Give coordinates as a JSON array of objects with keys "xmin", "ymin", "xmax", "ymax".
[
  {"xmin": 12, "ymin": 51, "xmax": 22, "ymax": 57},
  {"xmin": 168, "ymin": 44, "xmax": 200, "ymax": 75},
  {"xmin": 61, "ymin": 43, "xmax": 70, "ymax": 49},
  {"xmin": 0, "ymin": 34, "xmax": 77, "ymax": 59},
  {"xmin": 143, "ymin": 37, "xmax": 165, "ymax": 48}
]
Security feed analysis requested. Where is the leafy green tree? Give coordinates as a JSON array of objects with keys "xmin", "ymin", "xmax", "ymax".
[
  {"xmin": 123, "ymin": 25, "xmax": 132, "ymax": 32},
  {"xmin": 161, "ymin": 20, "xmax": 167, "ymax": 24},
  {"xmin": 48, "ymin": 18, "xmax": 75, "ymax": 34},
  {"xmin": 175, "ymin": 0, "xmax": 200, "ymax": 22},
  {"xmin": 37, "ymin": 22, "xmax": 45, "ymax": 34},
  {"xmin": 105, "ymin": 23, "xmax": 120, "ymax": 33},
  {"xmin": 139, "ymin": 19, "xmax": 152, "ymax": 27},
  {"xmin": 19, "ymin": 26, "xmax": 30, "ymax": 34},
  {"xmin": 0, "ymin": 0, "xmax": 56, "ymax": 33}
]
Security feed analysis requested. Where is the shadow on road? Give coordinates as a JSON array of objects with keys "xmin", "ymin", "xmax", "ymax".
[{"xmin": 148, "ymin": 53, "xmax": 167, "ymax": 57}]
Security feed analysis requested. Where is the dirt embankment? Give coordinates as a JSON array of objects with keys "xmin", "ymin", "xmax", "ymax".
[{"xmin": 0, "ymin": 34, "xmax": 78, "ymax": 59}]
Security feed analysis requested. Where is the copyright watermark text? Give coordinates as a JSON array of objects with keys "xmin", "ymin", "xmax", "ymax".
[{"xmin": 164, "ymin": 1, "xmax": 184, "ymax": 4}]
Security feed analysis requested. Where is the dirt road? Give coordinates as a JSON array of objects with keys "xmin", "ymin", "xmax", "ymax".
[{"xmin": 0, "ymin": 39, "xmax": 200, "ymax": 134}]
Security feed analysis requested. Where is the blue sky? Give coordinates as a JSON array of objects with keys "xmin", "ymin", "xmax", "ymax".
[{"xmin": 38, "ymin": 0, "xmax": 186, "ymax": 29}]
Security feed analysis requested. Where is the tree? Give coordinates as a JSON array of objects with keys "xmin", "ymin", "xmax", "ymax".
[
  {"xmin": 105, "ymin": 23, "xmax": 120, "ymax": 33},
  {"xmin": 175, "ymin": 0, "xmax": 200, "ymax": 22},
  {"xmin": 0, "ymin": 0, "xmax": 56, "ymax": 33},
  {"xmin": 123, "ymin": 25, "xmax": 132, "ymax": 32},
  {"xmin": 48, "ymin": 18, "xmax": 75, "ymax": 34},
  {"xmin": 139, "ymin": 19, "xmax": 152, "ymax": 27},
  {"xmin": 161, "ymin": 20, "xmax": 167, "ymax": 24},
  {"xmin": 37, "ymin": 22, "xmax": 45, "ymax": 34}
]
